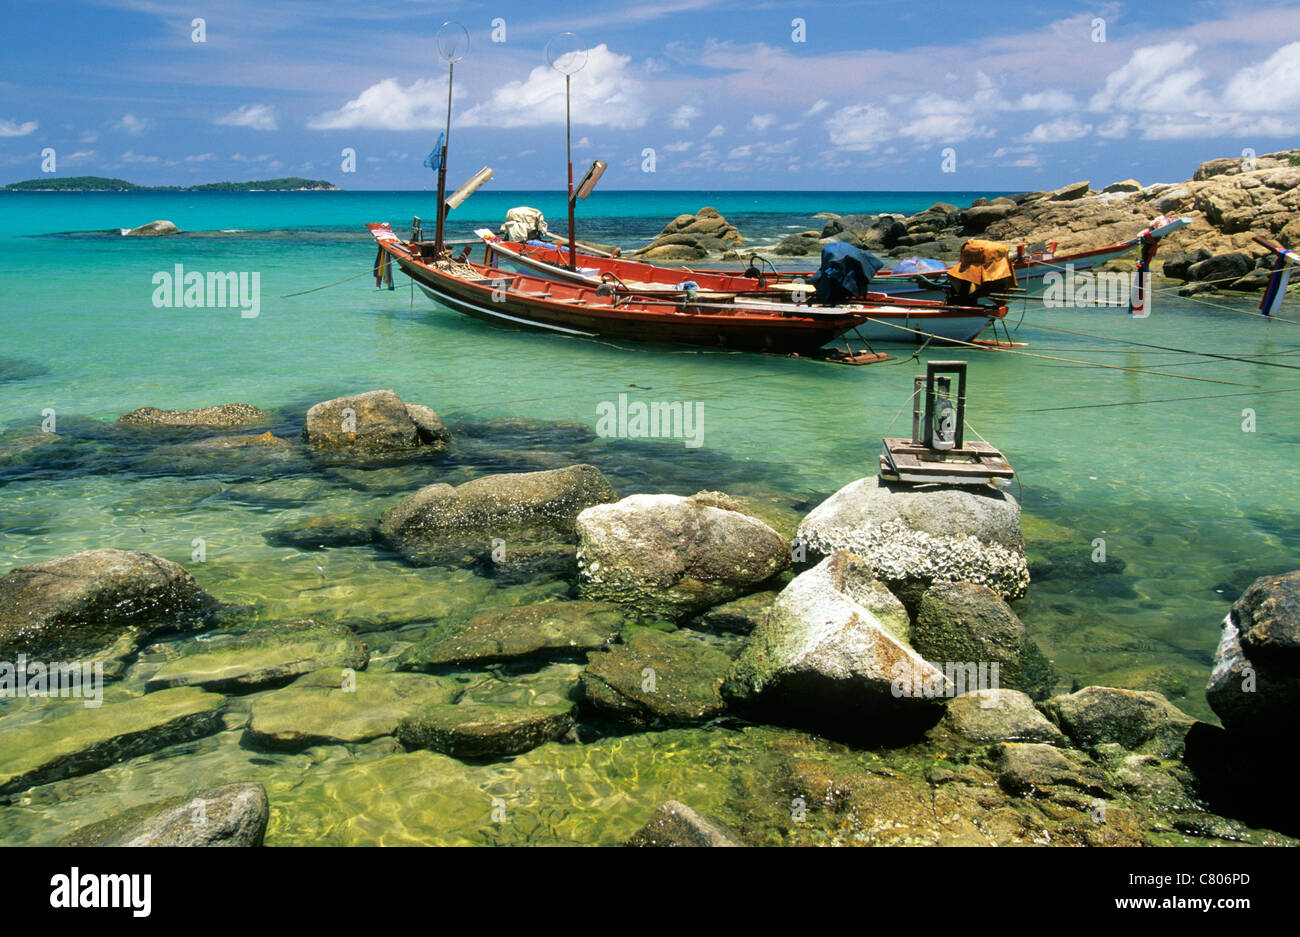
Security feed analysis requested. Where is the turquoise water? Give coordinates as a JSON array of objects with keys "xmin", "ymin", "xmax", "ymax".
[{"xmin": 2, "ymin": 189, "xmax": 1299, "ymax": 733}]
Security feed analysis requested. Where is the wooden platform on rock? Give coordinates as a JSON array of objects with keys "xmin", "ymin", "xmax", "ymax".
[{"xmin": 879, "ymin": 437, "xmax": 1015, "ymax": 485}]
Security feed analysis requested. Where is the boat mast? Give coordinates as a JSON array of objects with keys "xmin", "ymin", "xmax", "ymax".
[
  {"xmin": 548, "ymin": 33, "xmax": 587, "ymax": 271},
  {"xmin": 434, "ymin": 21, "xmax": 468, "ymax": 257}
]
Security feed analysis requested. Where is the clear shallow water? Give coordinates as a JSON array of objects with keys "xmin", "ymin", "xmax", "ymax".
[{"xmin": 1, "ymin": 190, "xmax": 1299, "ymax": 844}]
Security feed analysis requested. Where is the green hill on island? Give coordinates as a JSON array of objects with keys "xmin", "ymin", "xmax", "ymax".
[{"xmin": 3, "ymin": 175, "xmax": 339, "ymax": 192}]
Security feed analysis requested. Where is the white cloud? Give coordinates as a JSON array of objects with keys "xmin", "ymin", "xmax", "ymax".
[
  {"xmin": 747, "ymin": 113, "xmax": 777, "ymax": 132},
  {"xmin": 1088, "ymin": 41, "xmax": 1207, "ymax": 112},
  {"xmin": 1021, "ymin": 117, "xmax": 1093, "ymax": 143},
  {"xmin": 114, "ymin": 114, "xmax": 153, "ymax": 135},
  {"xmin": 707, "ymin": 123, "xmax": 725, "ymax": 137},
  {"xmin": 808, "ymin": 99, "xmax": 830, "ymax": 116},
  {"xmin": 727, "ymin": 144, "xmax": 752, "ymax": 159},
  {"xmin": 1096, "ymin": 115, "xmax": 1131, "ymax": 139},
  {"xmin": 825, "ymin": 104, "xmax": 893, "ymax": 151},
  {"xmin": 663, "ymin": 140, "xmax": 693, "ymax": 152},
  {"xmin": 670, "ymin": 104, "xmax": 700, "ymax": 129},
  {"xmin": 308, "ymin": 77, "xmax": 450, "ymax": 130},
  {"xmin": 1014, "ymin": 90, "xmax": 1076, "ymax": 111},
  {"xmin": 459, "ymin": 45, "xmax": 647, "ymax": 129},
  {"xmin": 1223, "ymin": 41, "xmax": 1300, "ymax": 111},
  {"xmin": 215, "ymin": 104, "xmax": 278, "ymax": 131},
  {"xmin": 899, "ymin": 112, "xmax": 985, "ymax": 143},
  {"xmin": 0, "ymin": 119, "xmax": 37, "ymax": 137},
  {"xmin": 120, "ymin": 150, "xmax": 158, "ymax": 163}
]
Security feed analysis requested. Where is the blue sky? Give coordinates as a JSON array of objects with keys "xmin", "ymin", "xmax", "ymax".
[{"xmin": 3, "ymin": 0, "xmax": 1300, "ymax": 190}]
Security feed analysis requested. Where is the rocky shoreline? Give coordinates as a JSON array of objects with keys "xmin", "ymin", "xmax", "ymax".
[
  {"xmin": 634, "ymin": 148, "xmax": 1300, "ymax": 298},
  {"xmin": 1, "ymin": 391, "xmax": 1297, "ymax": 846}
]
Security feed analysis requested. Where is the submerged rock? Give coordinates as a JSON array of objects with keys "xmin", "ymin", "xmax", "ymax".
[
  {"xmin": 913, "ymin": 581, "xmax": 1055, "ymax": 698},
  {"xmin": 379, "ymin": 464, "xmax": 616, "ymax": 566},
  {"xmin": 724, "ymin": 551, "xmax": 946, "ymax": 740},
  {"xmin": 690, "ymin": 590, "xmax": 778, "ymax": 634},
  {"xmin": 0, "ymin": 548, "xmax": 217, "ymax": 660},
  {"xmin": 144, "ymin": 619, "xmax": 368, "ymax": 693},
  {"xmin": 244, "ymin": 668, "xmax": 461, "ymax": 750},
  {"xmin": 575, "ymin": 493, "xmax": 790, "ymax": 621},
  {"xmin": 263, "ymin": 515, "xmax": 376, "ymax": 550},
  {"xmin": 580, "ymin": 627, "xmax": 731, "ymax": 727},
  {"xmin": 796, "ymin": 475, "xmax": 1029, "ymax": 604},
  {"xmin": 303, "ymin": 389, "xmax": 449, "ymax": 452},
  {"xmin": 0, "ymin": 687, "xmax": 226, "ymax": 797},
  {"xmin": 1044, "ymin": 686, "xmax": 1195, "ymax": 756},
  {"xmin": 396, "ymin": 702, "xmax": 574, "ymax": 758},
  {"xmin": 65, "ymin": 783, "xmax": 269, "ymax": 847},
  {"xmin": 627, "ymin": 801, "xmax": 744, "ymax": 847},
  {"xmin": 117, "ymin": 403, "xmax": 271, "ymax": 429},
  {"xmin": 993, "ymin": 742, "xmax": 1110, "ymax": 798},
  {"xmin": 397, "ymin": 601, "xmax": 624, "ymax": 670},
  {"xmin": 1206, "ymin": 570, "xmax": 1300, "ymax": 736}
]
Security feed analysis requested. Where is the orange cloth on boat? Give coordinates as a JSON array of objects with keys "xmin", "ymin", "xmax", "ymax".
[{"xmin": 949, "ymin": 239, "xmax": 1016, "ymax": 285}]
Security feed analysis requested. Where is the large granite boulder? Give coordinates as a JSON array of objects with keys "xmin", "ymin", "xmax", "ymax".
[
  {"xmin": 123, "ymin": 220, "xmax": 180, "ymax": 236},
  {"xmin": 723, "ymin": 551, "xmax": 947, "ymax": 739},
  {"xmin": 575, "ymin": 493, "xmax": 790, "ymax": 621},
  {"xmin": 303, "ymin": 389, "xmax": 448, "ymax": 452},
  {"xmin": 1206, "ymin": 570, "xmax": 1300, "ymax": 736},
  {"xmin": 117, "ymin": 403, "xmax": 271, "ymax": 429},
  {"xmin": 65, "ymin": 783, "xmax": 270, "ymax": 847},
  {"xmin": 913, "ymin": 581, "xmax": 1055, "ymax": 698},
  {"xmin": 397, "ymin": 601, "xmax": 624, "ymax": 670},
  {"xmin": 796, "ymin": 475, "xmax": 1029, "ymax": 606},
  {"xmin": 932, "ymin": 688, "xmax": 1066, "ymax": 744},
  {"xmin": 634, "ymin": 207, "xmax": 743, "ymax": 259},
  {"xmin": 379, "ymin": 464, "xmax": 616, "ymax": 566},
  {"xmin": 1044, "ymin": 686, "xmax": 1195, "ymax": 756},
  {"xmin": 0, "ymin": 549, "xmax": 217, "ymax": 660},
  {"xmin": 580, "ymin": 627, "xmax": 731, "ymax": 727}
]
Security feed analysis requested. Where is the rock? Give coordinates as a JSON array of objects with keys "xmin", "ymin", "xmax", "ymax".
[
  {"xmin": 690, "ymin": 590, "xmax": 778, "ymax": 633},
  {"xmin": 626, "ymin": 801, "xmax": 743, "ymax": 846},
  {"xmin": 379, "ymin": 464, "xmax": 616, "ymax": 565},
  {"xmin": 123, "ymin": 220, "xmax": 180, "ymax": 236},
  {"xmin": 67, "ymin": 783, "xmax": 269, "ymax": 846},
  {"xmin": 575, "ymin": 493, "xmax": 790, "ymax": 621},
  {"xmin": 723, "ymin": 552, "xmax": 947, "ymax": 740},
  {"xmin": 960, "ymin": 202, "xmax": 1017, "ymax": 234},
  {"xmin": 635, "ymin": 207, "xmax": 743, "ymax": 258},
  {"xmin": 993, "ymin": 742, "xmax": 1109, "ymax": 797},
  {"xmin": 913, "ymin": 581, "xmax": 1055, "ymax": 698},
  {"xmin": 934, "ymin": 689, "xmax": 1066, "ymax": 744},
  {"xmin": 1149, "ymin": 185, "xmax": 1191, "ymax": 213},
  {"xmin": 303, "ymin": 389, "xmax": 448, "ymax": 452},
  {"xmin": 1227, "ymin": 268, "xmax": 1273, "ymax": 291},
  {"xmin": 772, "ymin": 232, "xmax": 824, "ymax": 256},
  {"xmin": 0, "ymin": 687, "xmax": 226, "ymax": 796},
  {"xmin": 263, "ymin": 515, "xmax": 376, "ymax": 550},
  {"xmin": 1179, "ymin": 281, "xmax": 1220, "ymax": 296},
  {"xmin": 1047, "ymin": 180, "xmax": 1091, "ymax": 201},
  {"xmin": 0, "ymin": 548, "xmax": 216, "ymax": 660},
  {"xmin": 580, "ymin": 627, "xmax": 731, "ymax": 727},
  {"xmin": 395, "ymin": 702, "xmax": 574, "ymax": 758},
  {"xmin": 1162, "ymin": 248, "xmax": 1211, "ymax": 280},
  {"xmin": 1206, "ymin": 570, "xmax": 1300, "ymax": 736},
  {"xmin": 397, "ymin": 601, "xmax": 624, "ymax": 670},
  {"xmin": 244, "ymin": 668, "xmax": 462, "ymax": 750},
  {"xmin": 117, "ymin": 403, "xmax": 271, "ymax": 429},
  {"xmin": 1103, "ymin": 179, "xmax": 1142, "ymax": 194},
  {"xmin": 144, "ymin": 619, "xmax": 368, "ymax": 693},
  {"xmin": 1044, "ymin": 686, "xmax": 1195, "ymax": 756},
  {"xmin": 1187, "ymin": 252, "xmax": 1253, "ymax": 284},
  {"xmin": 796, "ymin": 475, "xmax": 1029, "ymax": 604},
  {"xmin": 823, "ymin": 214, "xmax": 907, "ymax": 250}
]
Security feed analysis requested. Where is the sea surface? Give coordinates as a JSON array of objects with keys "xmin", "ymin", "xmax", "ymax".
[{"xmin": 1, "ymin": 189, "xmax": 1298, "ymax": 845}]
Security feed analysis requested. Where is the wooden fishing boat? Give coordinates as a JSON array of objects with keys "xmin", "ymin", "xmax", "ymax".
[
  {"xmin": 477, "ymin": 216, "xmax": 1192, "ymax": 304},
  {"xmin": 367, "ymin": 223, "xmax": 1009, "ymax": 354}
]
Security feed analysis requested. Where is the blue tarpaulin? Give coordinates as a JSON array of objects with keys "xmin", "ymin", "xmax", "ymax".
[{"xmin": 811, "ymin": 242, "xmax": 885, "ymax": 304}]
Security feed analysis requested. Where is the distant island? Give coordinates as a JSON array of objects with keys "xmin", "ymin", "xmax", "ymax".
[{"xmin": 2, "ymin": 175, "xmax": 340, "ymax": 192}]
